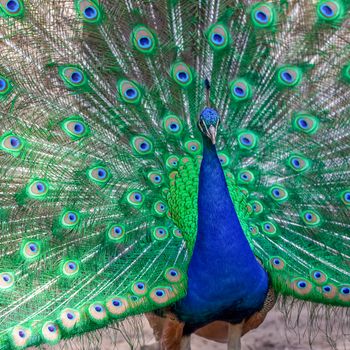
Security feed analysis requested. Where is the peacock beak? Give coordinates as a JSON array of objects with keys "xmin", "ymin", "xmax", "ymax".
[
  {"xmin": 198, "ymin": 119, "xmax": 219, "ymax": 145},
  {"xmin": 208, "ymin": 125, "xmax": 217, "ymax": 144}
]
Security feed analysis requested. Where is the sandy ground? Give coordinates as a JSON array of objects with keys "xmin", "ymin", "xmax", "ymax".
[{"xmin": 42, "ymin": 305, "xmax": 350, "ymax": 350}]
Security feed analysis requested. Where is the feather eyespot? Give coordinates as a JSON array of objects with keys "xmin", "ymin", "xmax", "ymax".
[
  {"xmin": 147, "ymin": 171, "xmax": 164, "ymax": 187},
  {"xmin": 126, "ymin": 190, "xmax": 144, "ymax": 208},
  {"xmin": 165, "ymin": 268, "xmax": 182, "ymax": 283},
  {"xmin": 132, "ymin": 26, "xmax": 156, "ymax": 53},
  {"xmin": 106, "ymin": 224, "xmax": 125, "ymax": 242},
  {"xmin": 0, "ymin": 132, "xmax": 24, "ymax": 156},
  {"xmin": 20, "ymin": 241, "xmax": 41, "ymax": 260},
  {"xmin": 60, "ymin": 210, "xmax": 80, "ymax": 229},
  {"xmin": 0, "ymin": 0, "xmax": 24, "ymax": 17},
  {"xmin": 131, "ymin": 136, "xmax": 154, "ymax": 155},
  {"xmin": 41, "ymin": 322, "xmax": 61, "ymax": 345},
  {"xmin": 87, "ymin": 165, "xmax": 111, "ymax": 185},
  {"xmin": 166, "ymin": 155, "xmax": 179, "ymax": 169},
  {"xmin": 184, "ymin": 139, "xmax": 202, "ymax": 155},
  {"xmin": 0, "ymin": 272, "xmax": 14, "ymax": 290},
  {"xmin": 250, "ymin": 200, "xmax": 264, "ymax": 215},
  {"xmin": 171, "ymin": 62, "xmax": 193, "ymax": 87},
  {"xmin": 301, "ymin": 210, "xmax": 321, "ymax": 226},
  {"xmin": 261, "ymin": 221, "xmax": 278, "ymax": 236},
  {"xmin": 117, "ymin": 80, "xmax": 142, "ymax": 104},
  {"xmin": 310, "ymin": 270, "xmax": 327, "ymax": 284},
  {"xmin": 61, "ymin": 117, "xmax": 90, "ymax": 140},
  {"xmin": 277, "ymin": 66, "xmax": 302, "ymax": 87},
  {"xmin": 339, "ymin": 285, "xmax": 350, "ymax": 302},
  {"xmin": 106, "ymin": 297, "xmax": 128, "ymax": 317},
  {"xmin": 287, "ymin": 154, "xmax": 311, "ymax": 172},
  {"xmin": 317, "ymin": 1, "xmax": 343, "ymax": 21},
  {"xmin": 270, "ymin": 257, "xmax": 285, "ymax": 270},
  {"xmin": 26, "ymin": 179, "xmax": 49, "ymax": 200},
  {"xmin": 251, "ymin": 3, "xmax": 276, "ymax": 28},
  {"xmin": 152, "ymin": 226, "xmax": 169, "ymax": 241},
  {"xmin": 207, "ymin": 24, "xmax": 229, "ymax": 50},
  {"xmin": 0, "ymin": 76, "xmax": 12, "ymax": 96},
  {"xmin": 11, "ymin": 326, "xmax": 32, "ymax": 348},
  {"xmin": 60, "ymin": 260, "xmax": 80, "ymax": 278},
  {"xmin": 153, "ymin": 200, "xmax": 167, "ymax": 217},
  {"xmin": 269, "ymin": 185, "xmax": 289, "ymax": 202},
  {"xmin": 59, "ymin": 66, "xmax": 88, "ymax": 89},
  {"xmin": 172, "ymin": 227, "xmax": 183, "ymax": 239},
  {"xmin": 340, "ymin": 190, "xmax": 350, "ymax": 206},
  {"xmin": 230, "ymin": 79, "xmax": 252, "ymax": 102},
  {"xmin": 75, "ymin": 0, "xmax": 102, "ymax": 23},
  {"xmin": 88, "ymin": 303, "xmax": 108, "ymax": 323},
  {"xmin": 248, "ymin": 224, "xmax": 259, "ymax": 236},
  {"xmin": 291, "ymin": 278, "xmax": 313, "ymax": 295},
  {"xmin": 149, "ymin": 287, "xmax": 173, "ymax": 305},
  {"xmin": 132, "ymin": 281, "xmax": 148, "ymax": 296},
  {"xmin": 237, "ymin": 170, "xmax": 255, "ymax": 185},
  {"xmin": 218, "ymin": 152, "xmax": 230, "ymax": 167},
  {"xmin": 59, "ymin": 308, "xmax": 81, "ymax": 331},
  {"xmin": 292, "ymin": 113, "xmax": 319, "ymax": 134},
  {"xmin": 237, "ymin": 131, "xmax": 258, "ymax": 150},
  {"xmin": 163, "ymin": 115, "xmax": 183, "ymax": 136}
]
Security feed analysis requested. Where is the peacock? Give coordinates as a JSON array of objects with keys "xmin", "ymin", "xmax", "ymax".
[{"xmin": 0, "ymin": 0, "xmax": 349, "ymax": 349}]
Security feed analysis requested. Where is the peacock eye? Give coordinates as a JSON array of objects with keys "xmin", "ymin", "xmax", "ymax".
[
  {"xmin": 251, "ymin": 3, "xmax": 276, "ymax": 28},
  {"xmin": 269, "ymin": 185, "xmax": 289, "ymax": 202},
  {"xmin": 317, "ymin": 1, "xmax": 343, "ymax": 21},
  {"xmin": 287, "ymin": 154, "xmax": 311, "ymax": 172},
  {"xmin": 106, "ymin": 224, "xmax": 125, "ymax": 242},
  {"xmin": 218, "ymin": 152, "xmax": 230, "ymax": 167},
  {"xmin": 118, "ymin": 80, "xmax": 142, "ymax": 104},
  {"xmin": 172, "ymin": 227, "xmax": 183, "ymax": 238},
  {"xmin": 0, "ymin": 272, "xmax": 14, "ymax": 290},
  {"xmin": 60, "ymin": 66, "xmax": 88, "ymax": 89},
  {"xmin": 184, "ymin": 139, "xmax": 202, "ymax": 155},
  {"xmin": 1, "ymin": 133, "xmax": 24, "ymax": 155},
  {"xmin": 62, "ymin": 117, "xmax": 89, "ymax": 140},
  {"xmin": 230, "ymin": 79, "xmax": 252, "ymax": 102},
  {"xmin": 237, "ymin": 131, "xmax": 258, "ymax": 150},
  {"xmin": 340, "ymin": 190, "xmax": 350, "ymax": 206},
  {"xmin": 76, "ymin": 0, "xmax": 102, "ymax": 23},
  {"xmin": 301, "ymin": 210, "xmax": 321, "ymax": 226},
  {"xmin": 87, "ymin": 165, "xmax": 111, "ymax": 185},
  {"xmin": 88, "ymin": 303, "xmax": 108, "ymax": 323},
  {"xmin": 293, "ymin": 113, "xmax": 319, "ymax": 134},
  {"xmin": 131, "ymin": 135, "xmax": 154, "ymax": 155},
  {"xmin": 1, "ymin": 0, "xmax": 24, "ymax": 17},
  {"xmin": 21, "ymin": 241, "xmax": 41, "ymax": 260},
  {"xmin": 277, "ymin": 66, "xmax": 302, "ymax": 87},
  {"xmin": 165, "ymin": 267, "xmax": 182, "ymax": 283},
  {"xmin": 153, "ymin": 200, "xmax": 167, "ymax": 217},
  {"xmin": 171, "ymin": 62, "xmax": 193, "ymax": 87},
  {"xmin": 126, "ymin": 190, "xmax": 145, "ymax": 209},
  {"xmin": 207, "ymin": 24, "xmax": 229, "ymax": 50},
  {"xmin": 237, "ymin": 170, "xmax": 255, "ymax": 185},
  {"xmin": 60, "ymin": 210, "xmax": 80, "ymax": 228},
  {"xmin": 106, "ymin": 296, "xmax": 128, "ymax": 317},
  {"xmin": 132, "ymin": 26, "xmax": 156, "ymax": 53},
  {"xmin": 132, "ymin": 281, "xmax": 148, "ymax": 295},
  {"xmin": 0, "ymin": 76, "xmax": 11, "ymax": 95},
  {"xmin": 152, "ymin": 226, "xmax": 169, "ymax": 241},
  {"xmin": 163, "ymin": 115, "xmax": 183, "ymax": 136},
  {"xmin": 148, "ymin": 171, "xmax": 164, "ymax": 186},
  {"xmin": 261, "ymin": 221, "xmax": 278, "ymax": 236},
  {"xmin": 26, "ymin": 180, "xmax": 49, "ymax": 199},
  {"xmin": 61, "ymin": 260, "xmax": 80, "ymax": 277}
]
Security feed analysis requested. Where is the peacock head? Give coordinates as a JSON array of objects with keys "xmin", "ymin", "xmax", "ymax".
[{"xmin": 198, "ymin": 107, "xmax": 220, "ymax": 144}]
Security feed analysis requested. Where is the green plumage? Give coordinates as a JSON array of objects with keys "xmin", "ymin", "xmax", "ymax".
[{"xmin": 0, "ymin": 0, "xmax": 349, "ymax": 348}]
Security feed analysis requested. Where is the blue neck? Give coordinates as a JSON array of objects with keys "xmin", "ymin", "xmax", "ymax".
[{"xmin": 176, "ymin": 136, "xmax": 268, "ymax": 326}]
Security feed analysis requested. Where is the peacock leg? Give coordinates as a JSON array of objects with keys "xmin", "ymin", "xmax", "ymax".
[
  {"xmin": 227, "ymin": 322, "xmax": 243, "ymax": 350},
  {"xmin": 179, "ymin": 336, "xmax": 191, "ymax": 350}
]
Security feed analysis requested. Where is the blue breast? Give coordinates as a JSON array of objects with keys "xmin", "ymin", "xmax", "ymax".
[{"xmin": 174, "ymin": 137, "xmax": 268, "ymax": 330}]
